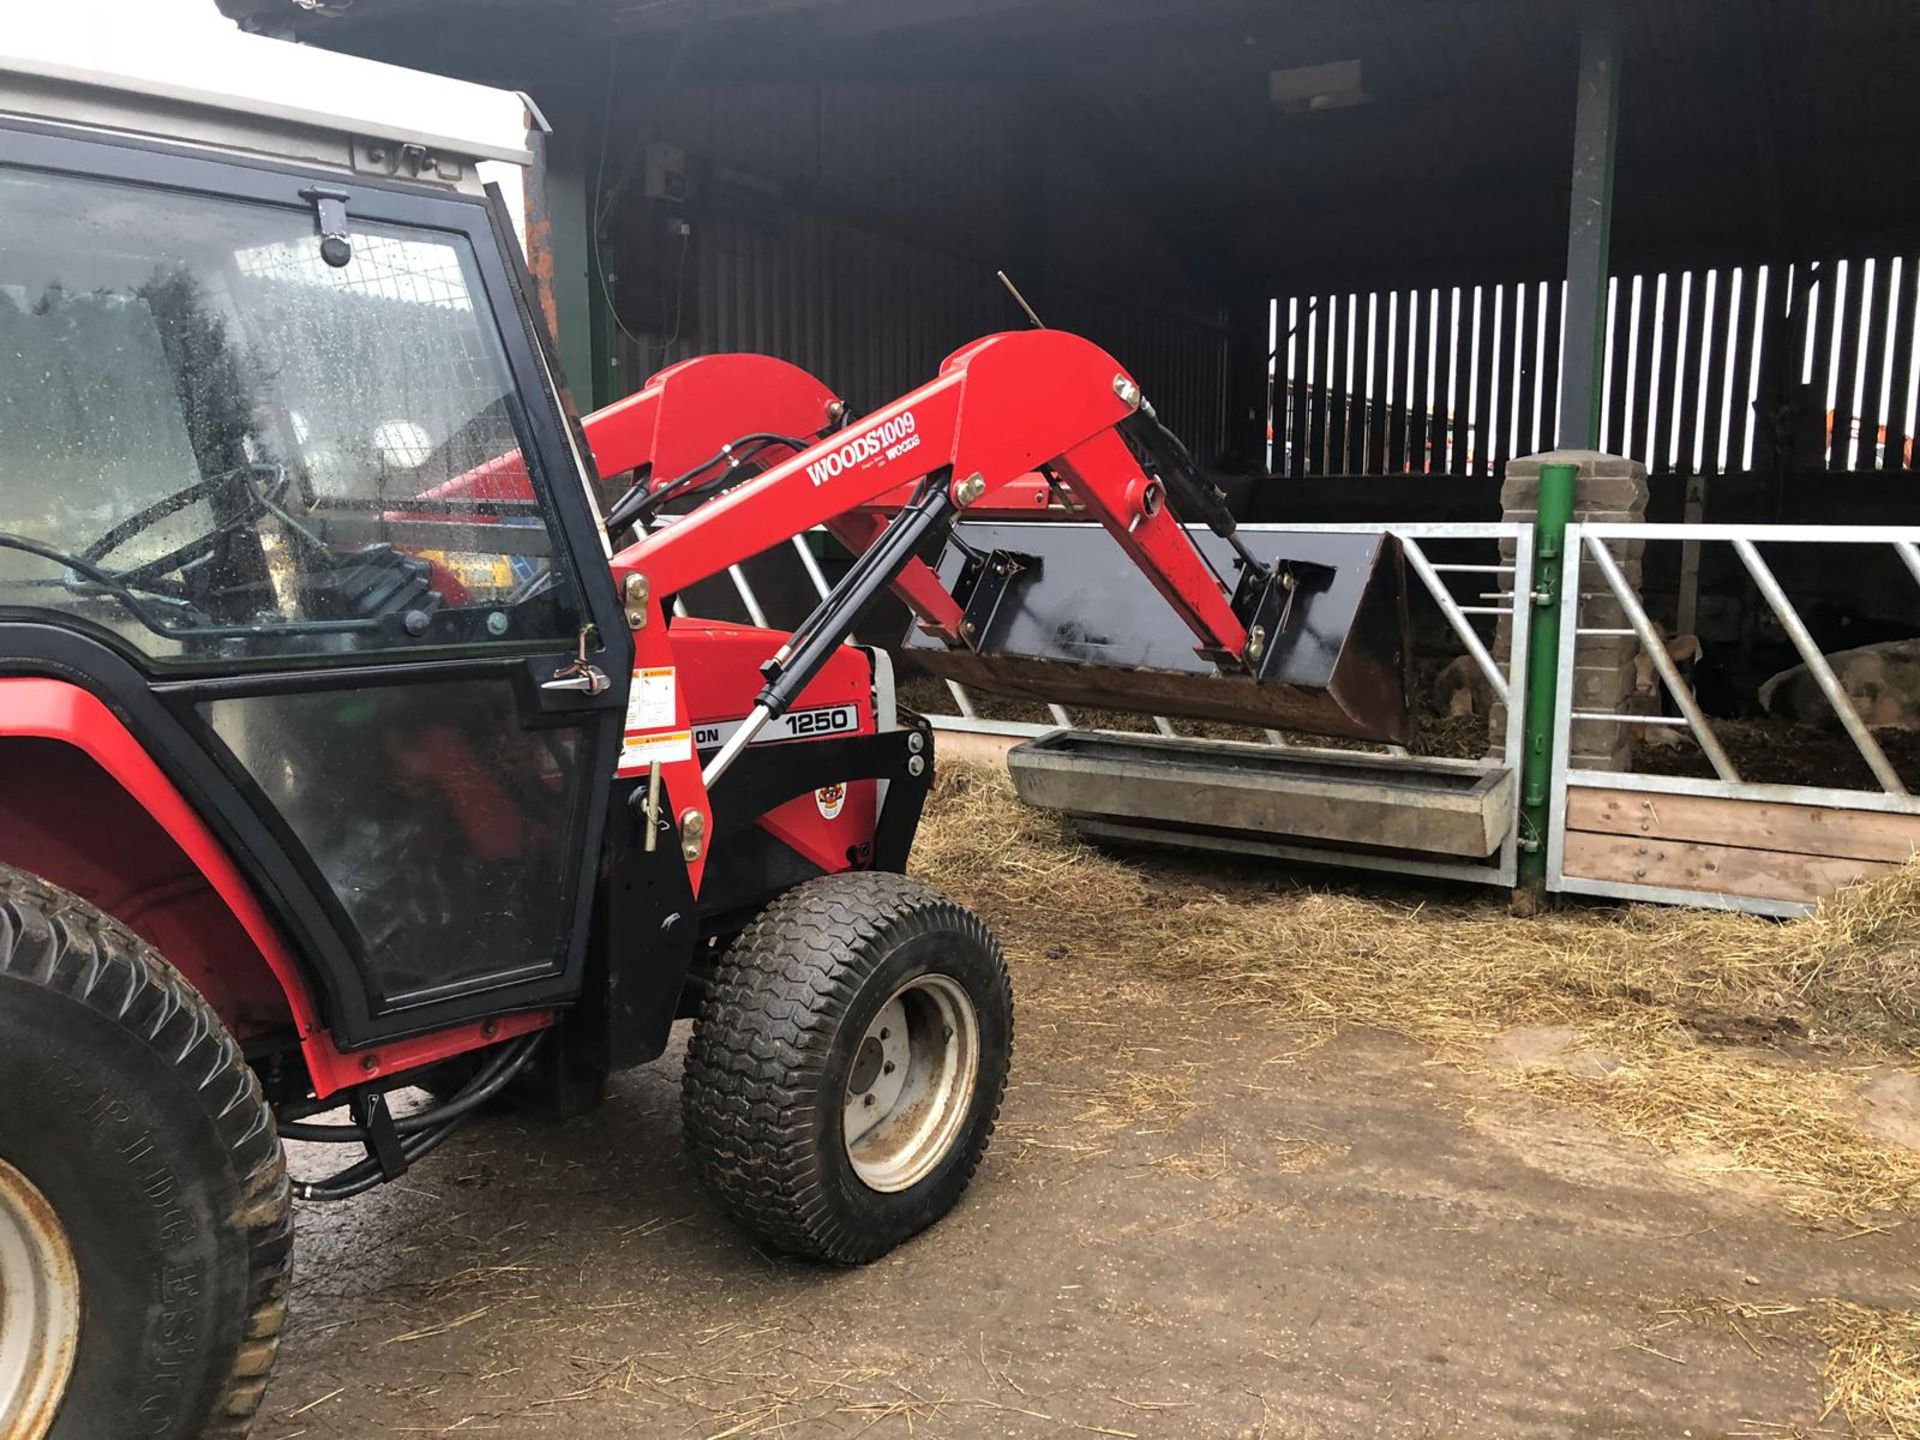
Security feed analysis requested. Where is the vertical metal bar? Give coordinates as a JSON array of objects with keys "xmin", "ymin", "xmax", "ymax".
[
  {"xmin": 1732, "ymin": 538, "xmax": 1906, "ymax": 794},
  {"xmin": 1545, "ymin": 525, "xmax": 1584, "ymax": 887},
  {"xmin": 1289, "ymin": 299, "xmax": 1313, "ymax": 477},
  {"xmin": 1557, "ymin": 1, "xmax": 1621, "ymax": 450},
  {"xmin": 1501, "ymin": 531, "xmax": 1536, "ymax": 888},
  {"xmin": 1327, "ymin": 293, "xmax": 1351, "ymax": 474},
  {"xmin": 944, "ymin": 681, "xmax": 977, "ymax": 719},
  {"xmin": 1701, "ymin": 270, "xmax": 1738, "ymax": 475},
  {"xmin": 1586, "ymin": 535, "xmax": 1741, "ymax": 782},
  {"xmin": 1674, "ymin": 271, "xmax": 1713, "ymax": 475},
  {"xmin": 1356, "ymin": 292, "xmax": 1379, "ymax": 473},
  {"xmin": 727, "ymin": 564, "xmax": 769, "ymax": 629},
  {"xmin": 1602, "ymin": 276, "xmax": 1633, "ymax": 457},
  {"xmin": 1722, "ymin": 266, "xmax": 1763, "ymax": 480},
  {"xmin": 1539, "ymin": 279, "xmax": 1565, "ymax": 450},
  {"xmin": 1518, "ymin": 462, "xmax": 1576, "ymax": 890},
  {"xmin": 1152, "ymin": 716, "xmax": 1179, "ymax": 737},
  {"xmin": 1386, "ymin": 291, "xmax": 1414, "ymax": 473},
  {"xmin": 1408, "ymin": 289, "xmax": 1434, "ymax": 474},
  {"xmin": 1884, "ymin": 258, "xmax": 1919, "ymax": 472},
  {"xmin": 1470, "ymin": 284, "xmax": 1496, "ymax": 476},
  {"xmin": 1402, "ymin": 538, "xmax": 1509, "ymax": 706},
  {"xmin": 1806, "ymin": 259, "xmax": 1840, "ymax": 468},
  {"xmin": 791, "ymin": 532, "xmax": 832, "ymax": 600},
  {"xmin": 1047, "ymin": 704, "xmax": 1072, "ymax": 727},
  {"xmin": 1498, "ymin": 281, "xmax": 1527, "ymax": 470},
  {"xmin": 1855, "ymin": 256, "xmax": 1894, "ymax": 471},
  {"xmin": 1830, "ymin": 258, "xmax": 1869, "ymax": 470}
]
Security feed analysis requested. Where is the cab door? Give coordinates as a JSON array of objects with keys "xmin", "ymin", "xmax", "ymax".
[{"xmin": 0, "ymin": 124, "xmax": 628, "ymax": 1045}]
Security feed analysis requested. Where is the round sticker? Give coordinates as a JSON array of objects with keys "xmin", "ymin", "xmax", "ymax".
[{"xmin": 815, "ymin": 782, "xmax": 846, "ymax": 820}]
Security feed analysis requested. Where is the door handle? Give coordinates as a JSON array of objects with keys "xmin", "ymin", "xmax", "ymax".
[{"xmin": 542, "ymin": 664, "xmax": 610, "ymax": 695}]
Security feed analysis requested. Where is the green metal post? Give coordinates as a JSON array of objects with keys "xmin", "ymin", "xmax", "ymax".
[{"xmin": 1517, "ymin": 460, "xmax": 1578, "ymax": 892}]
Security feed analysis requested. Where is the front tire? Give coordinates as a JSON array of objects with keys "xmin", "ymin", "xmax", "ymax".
[
  {"xmin": 682, "ymin": 872, "xmax": 1012, "ymax": 1263},
  {"xmin": 0, "ymin": 865, "xmax": 292, "ymax": 1439}
]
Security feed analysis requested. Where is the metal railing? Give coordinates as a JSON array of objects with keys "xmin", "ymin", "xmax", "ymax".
[
  {"xmin": 682, "ymin": 509, "xmax": 1920, "ymax": 917},
  {"xmin": 1547, "ymin": 522, "xmax": 1920, "ymax": 916}
]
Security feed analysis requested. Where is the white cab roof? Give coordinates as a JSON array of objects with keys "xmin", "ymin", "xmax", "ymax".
[{"xmin": 1, "ymin": 7, "xmax": 534, "ymax": 165}]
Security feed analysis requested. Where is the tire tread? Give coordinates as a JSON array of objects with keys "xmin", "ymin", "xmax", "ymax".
[
  {"xmin": 0, "ymin": 863, "xmax": 292, "ymax": 1439},
  {"xmin": 681, "ymin": 872, "xmax": 1010, "ymax": 1264}
]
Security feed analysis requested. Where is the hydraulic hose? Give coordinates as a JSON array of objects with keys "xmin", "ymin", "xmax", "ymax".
[{"xmin": 283, "ymin": 1034, "xmax": 544, "ymax": 1202}]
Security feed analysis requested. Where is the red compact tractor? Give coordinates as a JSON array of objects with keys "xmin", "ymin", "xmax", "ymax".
[{"xmin": 0, "ymin": 27, "xmax": 1410, "ymax": 1440}]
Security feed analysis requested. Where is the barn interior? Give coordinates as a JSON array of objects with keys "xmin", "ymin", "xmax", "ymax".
[{"xmin": 220, "ymin": 0, "xmax": 1920, "ymax": 699}]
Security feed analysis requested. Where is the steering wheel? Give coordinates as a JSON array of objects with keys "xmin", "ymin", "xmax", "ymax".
[{"xmin": 80, "ymin": 462, "xmax": 289, "ymax": 590}]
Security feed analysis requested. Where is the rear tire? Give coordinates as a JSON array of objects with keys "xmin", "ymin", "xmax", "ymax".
[
  {"xmin": 682, "ymin": 872, "xmax": 1012, "ymax": 1263},
  {"xmin": 0, "ymin": 865, "xmax": 292, "ymax": 1440}
]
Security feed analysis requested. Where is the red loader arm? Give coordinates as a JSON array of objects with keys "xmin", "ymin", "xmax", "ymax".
[{"xmin": 609, "ymin": 328, "xmax": 1252, "ymax": 667}]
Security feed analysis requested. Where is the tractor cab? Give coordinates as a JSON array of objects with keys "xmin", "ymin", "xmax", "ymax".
[{"xmin": 0, "ymin": 29, "xmax": 636, "ymax": 1044}]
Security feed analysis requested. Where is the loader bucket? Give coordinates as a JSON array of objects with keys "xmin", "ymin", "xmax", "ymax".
[{"xmin": 903, "ymin": 524, "xmax": 1414, "ymax": 744}]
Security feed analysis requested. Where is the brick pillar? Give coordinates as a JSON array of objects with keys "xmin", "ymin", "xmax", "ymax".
[{"xmin": 1490, "ymin": 450, "xmax": 1649, "ymax": 772}]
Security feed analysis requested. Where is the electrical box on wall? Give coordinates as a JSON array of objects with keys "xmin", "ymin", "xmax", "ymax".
[{"xmin": 644, "ymin": 141, "xmax": 687, "ymax": 202}]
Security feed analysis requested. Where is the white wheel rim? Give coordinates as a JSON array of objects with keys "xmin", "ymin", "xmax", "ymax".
[
  {"xmin": 842, "ymin": 974, "xmax": 981, "ymax": 1193},
  {"xmin": 0, "ymin": 1158, "xmax": 81, "ymax": 1440}
]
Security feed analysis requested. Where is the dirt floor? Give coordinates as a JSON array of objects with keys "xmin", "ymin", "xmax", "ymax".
[{"xmin": 264, "ymin": 771, "xmax": 1920, "ymax": 1440}]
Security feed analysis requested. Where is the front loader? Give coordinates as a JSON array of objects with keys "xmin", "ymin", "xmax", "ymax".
[{"xmin": 0, "ymin": 25, "xmax": 1410, "ymax": 1440}]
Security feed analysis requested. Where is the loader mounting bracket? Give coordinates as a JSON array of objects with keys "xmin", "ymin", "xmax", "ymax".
[
  {"xmin": 1232, "ymin": 557, "xmax": 1338, "ymax": 679},
  {"xmin": 954, "ymin": 548, "xmax": 1042, "ymax": 652}
]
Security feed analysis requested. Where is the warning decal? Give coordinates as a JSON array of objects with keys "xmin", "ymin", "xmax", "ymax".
[
  {"xmin": 621, "ymin": 729, "xmax": 692, "ymax": 769},
  {"xmin": 619, "ymin": 666, "xmax": 685, "ymax": 774},
  {"xmin": 626, "ymin": 665, "xmax": 677, "ymax": 731}
]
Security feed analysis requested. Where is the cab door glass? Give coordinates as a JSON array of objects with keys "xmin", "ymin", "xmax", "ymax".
[
  {"xmin": 202, "ymin": 681, "xmax": 585, "ymax": 1006},
  {"xmin": 0, "ymin": 166, "xmax": 580, "ymax": 665}
]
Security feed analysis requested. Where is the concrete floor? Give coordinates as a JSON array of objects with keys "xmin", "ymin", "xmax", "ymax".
[{"xmin": 265, "ymin": 949, "xmax": 1911, "ymax": 1440}]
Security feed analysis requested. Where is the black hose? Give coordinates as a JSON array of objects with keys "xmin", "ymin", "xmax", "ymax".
[
  {"xmin": 605, "ymin": 430, "xmax": 820, "ymax": 532},
  {"xmin": 283, "ymin": 1035, "xmax": 544, "ymax": 1202},
  {"xmin": 1120, "ymin": 412, "xmax": 1270, "ymax": 582},
  {"xmin": 628, "ymin": 435, "xmax": 793, "ymax": 517},
  {"xmin": 289, "ymin": 1113, "xmax": 468, "ymax": 1203},
  {"xmin": 279, "ymin": 1032, "xmax": 540, "ymax": 1143}
]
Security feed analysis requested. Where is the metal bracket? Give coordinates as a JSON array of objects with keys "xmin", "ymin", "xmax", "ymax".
[
  {"xmin": 954, "ymin": 548, "xmax": 1040, "ymax": 652},
  {"xmin": 349, "ymin": 1090, "xmax": 408, "ymax": 1184},
  {"xmin": 623, "ymin": 573, "xmax": 650, "ymax": 630},
  {"xmin": 678, "ymin": 808, "xmax": 706, "ymax": 863},
  {"xmin": 1231, "ymin": 558, "xmax": 1335, "ymax": 678},
  {"xmin": 299, "ymin": 184, "xmax": 353, "ymax": 268}
]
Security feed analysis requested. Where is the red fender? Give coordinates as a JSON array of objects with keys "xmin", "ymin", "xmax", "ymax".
[{"xmin": 0, "ymin": 679, "xmax": 550, "ymax": 1098}]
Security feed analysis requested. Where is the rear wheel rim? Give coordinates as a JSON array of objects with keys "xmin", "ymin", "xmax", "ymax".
[
  {"xmin": 0, "ymin": 1158, "xmax": 81, "ymax": 1440},
  {"xmin": 843, "ymin": 973, "xmax": 982, "ymax": 1193}
]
